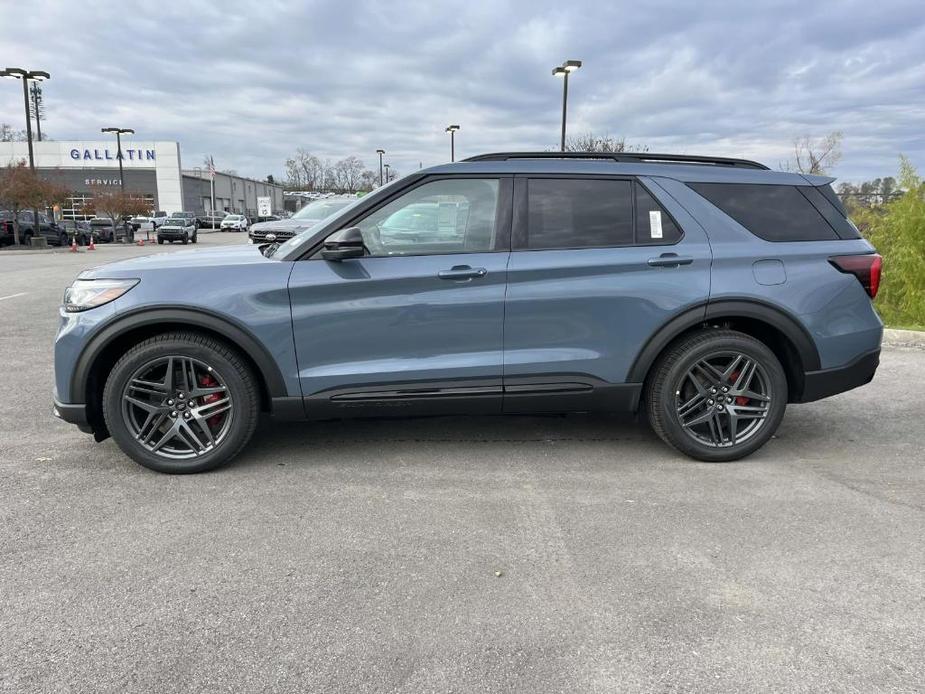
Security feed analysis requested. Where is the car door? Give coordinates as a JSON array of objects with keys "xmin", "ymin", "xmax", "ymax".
[
  {"xmin": 288, "ymin": 176, "xmax": 513, "ymax": 418},
  {"xmin": 502, "ymin": 175, "xmax": 712, "ymax": 413}
]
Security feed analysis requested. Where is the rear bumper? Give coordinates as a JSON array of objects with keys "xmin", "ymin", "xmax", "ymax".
[
  {"xmin": 53, "ymin": 397, "xmax": 93, "ymax": 434},
  {"xmin": 797, "ymin": 348, "xmax": 880, "ymax": 403}
]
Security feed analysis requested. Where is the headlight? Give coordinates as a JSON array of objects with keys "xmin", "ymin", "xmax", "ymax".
[{"xmin": 64, "ymin": 278, "xmax": 139, "ymax": 312}]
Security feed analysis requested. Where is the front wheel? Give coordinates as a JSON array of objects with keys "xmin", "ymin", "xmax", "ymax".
[
  {"xmin": 102, "ymin": 332, "xmax": 259, "ymax": 473},
  {"xmin": 645, "ymin": 329, "xmax": 787, "ymax": 462},
  {"xmin": 182, "ymin": 232, "xmax": 189, "ymax": 245}
]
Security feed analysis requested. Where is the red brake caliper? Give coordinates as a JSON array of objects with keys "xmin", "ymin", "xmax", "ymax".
[
  {"xmin": 728, "ymin": 371, "xmax": 750, "ymax": 406},
  {"xmin": 198, "ymin": 374, "xmax": 223, "ymax": 428}
]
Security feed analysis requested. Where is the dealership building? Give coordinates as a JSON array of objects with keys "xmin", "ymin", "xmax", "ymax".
[{"xmin": 0, "ymin": 140, "xmax": 284, "ymax": 220}]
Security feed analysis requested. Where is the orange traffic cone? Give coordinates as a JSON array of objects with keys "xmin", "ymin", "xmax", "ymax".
[
  {"xmin": 70, "ymin": 236, "xmax": 79, "ymax": 253},
  {"xmin": 87, "ymin": 236, "xmax": 96, "ymax": 251},
  {"xmin": 137, "ymin": 236, "xmax": 145, "ymax": 246}
]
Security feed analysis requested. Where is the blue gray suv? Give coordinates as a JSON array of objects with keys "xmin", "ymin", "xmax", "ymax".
[{"xmin": 53, "ymin": 152, "xmax": 883, "ymax": 473}]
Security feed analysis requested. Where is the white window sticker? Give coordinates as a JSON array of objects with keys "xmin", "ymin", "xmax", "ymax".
[{"xmin": 649, "ymin": 210, "xmax": 663, "ymax": 239}]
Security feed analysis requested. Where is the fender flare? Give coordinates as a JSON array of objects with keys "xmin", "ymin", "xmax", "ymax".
[
  {"xmin": 70, "ymin": 306, "xmax": 289, "ymax": 403},
  {"xmin": 626, "ymin": 299, "xmax": 820, "ymax": 383}
]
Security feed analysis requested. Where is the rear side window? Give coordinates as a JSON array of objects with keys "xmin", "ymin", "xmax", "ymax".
[
  {"xmin": 689, "ymin": 183, "xmax": 839, "ymax": 242},
  {"xmin": 635, "ymin": 184, "xmax": 682, "ymax": 245},
  {"xmin": 525, "ymin": 179, "xmax": 681, "ymax": 250}
]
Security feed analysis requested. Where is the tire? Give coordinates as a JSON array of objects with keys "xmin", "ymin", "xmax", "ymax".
[
  {"xmin": 59, "ymin": 233, "xmax": 69, "ymax": 247},
  {"xmin": 182, "ymin": 232, "xmax": 189, "ymax": 245},
  {"xmin": 192, "ymin": 232, "xmax": 197, "ymax": 244},
  {"xmin": 645, "ymin": 329, "xmax": 787, "ymax": 462},
  {"xmin": 157, "ymin": 237, "xmax": 164, "ymax": 244},
  {"xmin": 22, "ymin": 232, "xmax": 33, "ymax": 246},
  {"xmin": 102, "ymin": 332, "xmax": 259, "ymax": 473}
]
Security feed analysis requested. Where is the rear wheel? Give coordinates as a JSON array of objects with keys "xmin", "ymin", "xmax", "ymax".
[
  {"xmin": 645, "ymin": 329, "xmax": 787, "ymax": 462},
  {"xmin": 102, "ymin": 332, "xmax": 259, "ymax": 473}
]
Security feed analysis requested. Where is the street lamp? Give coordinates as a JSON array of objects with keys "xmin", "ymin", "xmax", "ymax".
[
  {"xmin": 376, "ymin": 149, "xmax": 385, "ymax": 187},
  {"xmin": 101, "ymin": 127, "xmax": 135, "ymax": 195},
  {"xmin": 2, "ymin": 67, "xmax": 50, "ymax": 243},
  {"xmin": 445, "ymin": 124, "xmax": 460, "ymax": 162},
  {"xmin": 552, "ymin": 59, "xmax": 581, "ymax": 152},
  {"xmin": 1, "ymin": 68, "xmax": 50, "ymax": 171},
  {"xmin": 383, "ymin": 163, "xmax": 391, "ymax": 182}
]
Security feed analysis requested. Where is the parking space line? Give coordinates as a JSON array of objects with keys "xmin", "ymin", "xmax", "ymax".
[{"xmin": 0, "ymin": 292, "xmax": 28, "ymax": 302}]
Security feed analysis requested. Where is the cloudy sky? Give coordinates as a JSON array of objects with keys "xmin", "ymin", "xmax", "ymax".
[{"xmin": 3, "ymin": 0, "xmax": 923, "ymax": 182}]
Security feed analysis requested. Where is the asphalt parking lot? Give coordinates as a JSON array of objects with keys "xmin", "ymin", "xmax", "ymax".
[{"xmin": 1, "ymin": 233, "xmax": 923, "ymax": 693}]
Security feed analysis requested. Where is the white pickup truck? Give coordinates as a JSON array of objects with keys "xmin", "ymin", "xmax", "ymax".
[{"xmin": 130, "ymin": 210, "xmax": 169, "ymax": 231}]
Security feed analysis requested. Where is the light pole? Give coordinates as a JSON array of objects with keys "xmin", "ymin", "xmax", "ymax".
[
  {"xmin": 101, "ymin": 127, "xmax": 134, "ymax": 195},
  {"xmin": 376, "ymin": 149, "xmax": 385, "ymax": 187},
  {"xmin": 2, "ymin": 67, "xmax": 50, "ymax": 242},
  {"xmin": 445, "ymin": 124, "xmax": 460, "ymax": 162},
  {"xmin": 552, "ymin": 59, "xmax": 581, "ymax": 151},
  {"xmin": 1, "ymin": 68, "xmax": 50, "ymax": 171},
  {"xmin": 383, "ymin": 163, "xmax": 391, "ymax": 182}
]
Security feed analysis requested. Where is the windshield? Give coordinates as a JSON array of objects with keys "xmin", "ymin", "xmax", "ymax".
[
  {"xmin": 292, "ymin": 198, "xmax": 353, "ymax": 221},
  {"xmin": 225, "ymin": 215, "xmax": 242, "ymax": 220},
  {"xmin": 269, "ymin": 196, "xmax": 370, "ymax": 258}
]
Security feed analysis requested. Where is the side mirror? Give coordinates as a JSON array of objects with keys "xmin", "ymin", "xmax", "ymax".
[{"xmin": 321, "ymin": 227, "xmax": 365, "ymax": 261}]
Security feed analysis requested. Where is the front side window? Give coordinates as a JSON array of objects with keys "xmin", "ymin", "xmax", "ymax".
[{"xmin": 351, "ymin": 178, "xmax": 500, "ymax": 257}]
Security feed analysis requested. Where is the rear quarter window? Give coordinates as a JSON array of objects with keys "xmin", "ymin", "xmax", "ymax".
[{"xmin": 688, "ymin": 183, "xmax": 839, "ymax": 242}]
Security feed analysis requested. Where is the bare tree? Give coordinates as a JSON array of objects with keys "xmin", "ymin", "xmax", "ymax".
[
  {"xmin": 0, "ymin": 161, "xmax": 67, "ymax": 245},
  {"xmin": 565, "ymin": 133, "xmax": 648, "ymax": 153},
  {"xmin": 791, "ymin": 132, "xmax": 843, "ymax": 175},
  {"xmin": 83, "ymin": 188, "xmax": 150, "ymax": 239},
  {"xmin": 1, "ymin": 123, "xmax": 28, "ymax": 142}
]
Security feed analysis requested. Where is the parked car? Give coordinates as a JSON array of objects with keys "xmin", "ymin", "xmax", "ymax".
[
  {"xmin": 15, "ymin": 211, "xmax": 71, "ymax": 246},
  {"xmin": 53, "ymin": 151, "xmax": 883, "ymax": 473},
  {"xmin": 130, "ymin": 210, "xmax": 169, "ymax": 232},
  {"xmin": 59, "ymin": 220, "xmax": 95, "ymax": 246},
  {"xmin": 0, "ymin": 210, "xmax": 17, "ymax": 245},
  {"xmin": 219, "ymin": 214, "xmax": 249, "ymax": 232},
  {"xmin": 157, "ymin": 217, "xmax": 198, "ymax": 245},
  {"xmin": 168, "ymin": 211, "xmax": 200, "ymax": 229},
  {"xmin": 249, "ymin": 196, "xmax": 354, "ymax": 244},
  {"xmin": 89, "ymin": 217, "xmax": 134, "ymax": 243},
  {"xmin": 197, "ymin": 211, "xmax": 228, "ymax": 229}
]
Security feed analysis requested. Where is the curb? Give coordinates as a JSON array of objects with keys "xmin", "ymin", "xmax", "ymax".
[{"xmin": 883, "ymin": 328, "xmax": 925, "ymax": 349}]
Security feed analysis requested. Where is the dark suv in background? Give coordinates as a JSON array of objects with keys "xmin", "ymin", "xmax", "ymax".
[{"xmin": 54, "ymin": 151, "xmax": 881, "ymax": 473}]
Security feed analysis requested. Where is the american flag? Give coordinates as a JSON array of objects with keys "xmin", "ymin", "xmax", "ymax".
[{"xmin": 207, "ymin": 156, "xmax": 216, "ymax": 178}]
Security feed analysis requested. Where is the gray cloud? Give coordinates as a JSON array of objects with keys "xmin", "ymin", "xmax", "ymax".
[{"xmin": 2, "ymin": 0, "xmax": 923, "ymax": 181}]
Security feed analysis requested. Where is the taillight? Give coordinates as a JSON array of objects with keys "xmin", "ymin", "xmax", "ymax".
[{"xmin": 829, "ymin": 254, "xmax": 882, "ymax": 299}]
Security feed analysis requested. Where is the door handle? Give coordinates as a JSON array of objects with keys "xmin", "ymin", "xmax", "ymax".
[
  {"xmin": 647, "ymin": 253, "xmax": 694, "ymax": 267},
  {"xmin": 438, "ymin": 265, "xmax": 488, "ymax": 281}
]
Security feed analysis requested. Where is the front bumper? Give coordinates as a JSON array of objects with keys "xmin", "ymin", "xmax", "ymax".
[
  {"xmin": 53, "ymin": 397, "xmax": 93, "ymax": 434},
  {"xmin": 797, "ymin": 348, "xmax": 880, "ymax": 403},
  {"xmin": 158, "ymin": 229, "xmax": 190, "ymax": 238}
]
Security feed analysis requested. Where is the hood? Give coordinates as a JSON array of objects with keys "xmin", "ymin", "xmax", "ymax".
[{"xmin": 79, "ymin": 244, "xmax": 275, "ymax": 278}]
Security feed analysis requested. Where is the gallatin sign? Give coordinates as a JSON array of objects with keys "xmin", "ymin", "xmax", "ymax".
[{"xmin": 69, "ymin": 148, "xmax": 156, "ymax": 162}]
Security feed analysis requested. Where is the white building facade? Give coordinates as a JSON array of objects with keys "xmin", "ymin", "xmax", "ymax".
[{"xmin": 1, "ymin": 140, "xmax": 283, "ymax": 219}]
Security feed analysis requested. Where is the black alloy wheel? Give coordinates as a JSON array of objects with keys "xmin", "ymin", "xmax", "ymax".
[
  {"xmin": 646, "ymin": 329, "xmax": 788, "ymax": 462},
  {"xmin": 103, "ymin": 333, "xmax": 258, "ymax": 473}
]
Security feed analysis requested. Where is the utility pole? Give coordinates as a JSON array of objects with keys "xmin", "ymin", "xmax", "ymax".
[{"xmin": 30, "ymin": 82, "xmax": 43, "ymax": 141}]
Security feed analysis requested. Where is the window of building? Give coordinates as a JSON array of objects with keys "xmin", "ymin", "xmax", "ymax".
[{"xmin": 688, "ymin": 183, "xmax": 839, "ymax": 242}]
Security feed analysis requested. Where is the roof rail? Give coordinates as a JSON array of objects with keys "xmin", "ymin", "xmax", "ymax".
[{"xmin": 462, "ymin": 151, "xmax": 769, "ymax": 170}]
